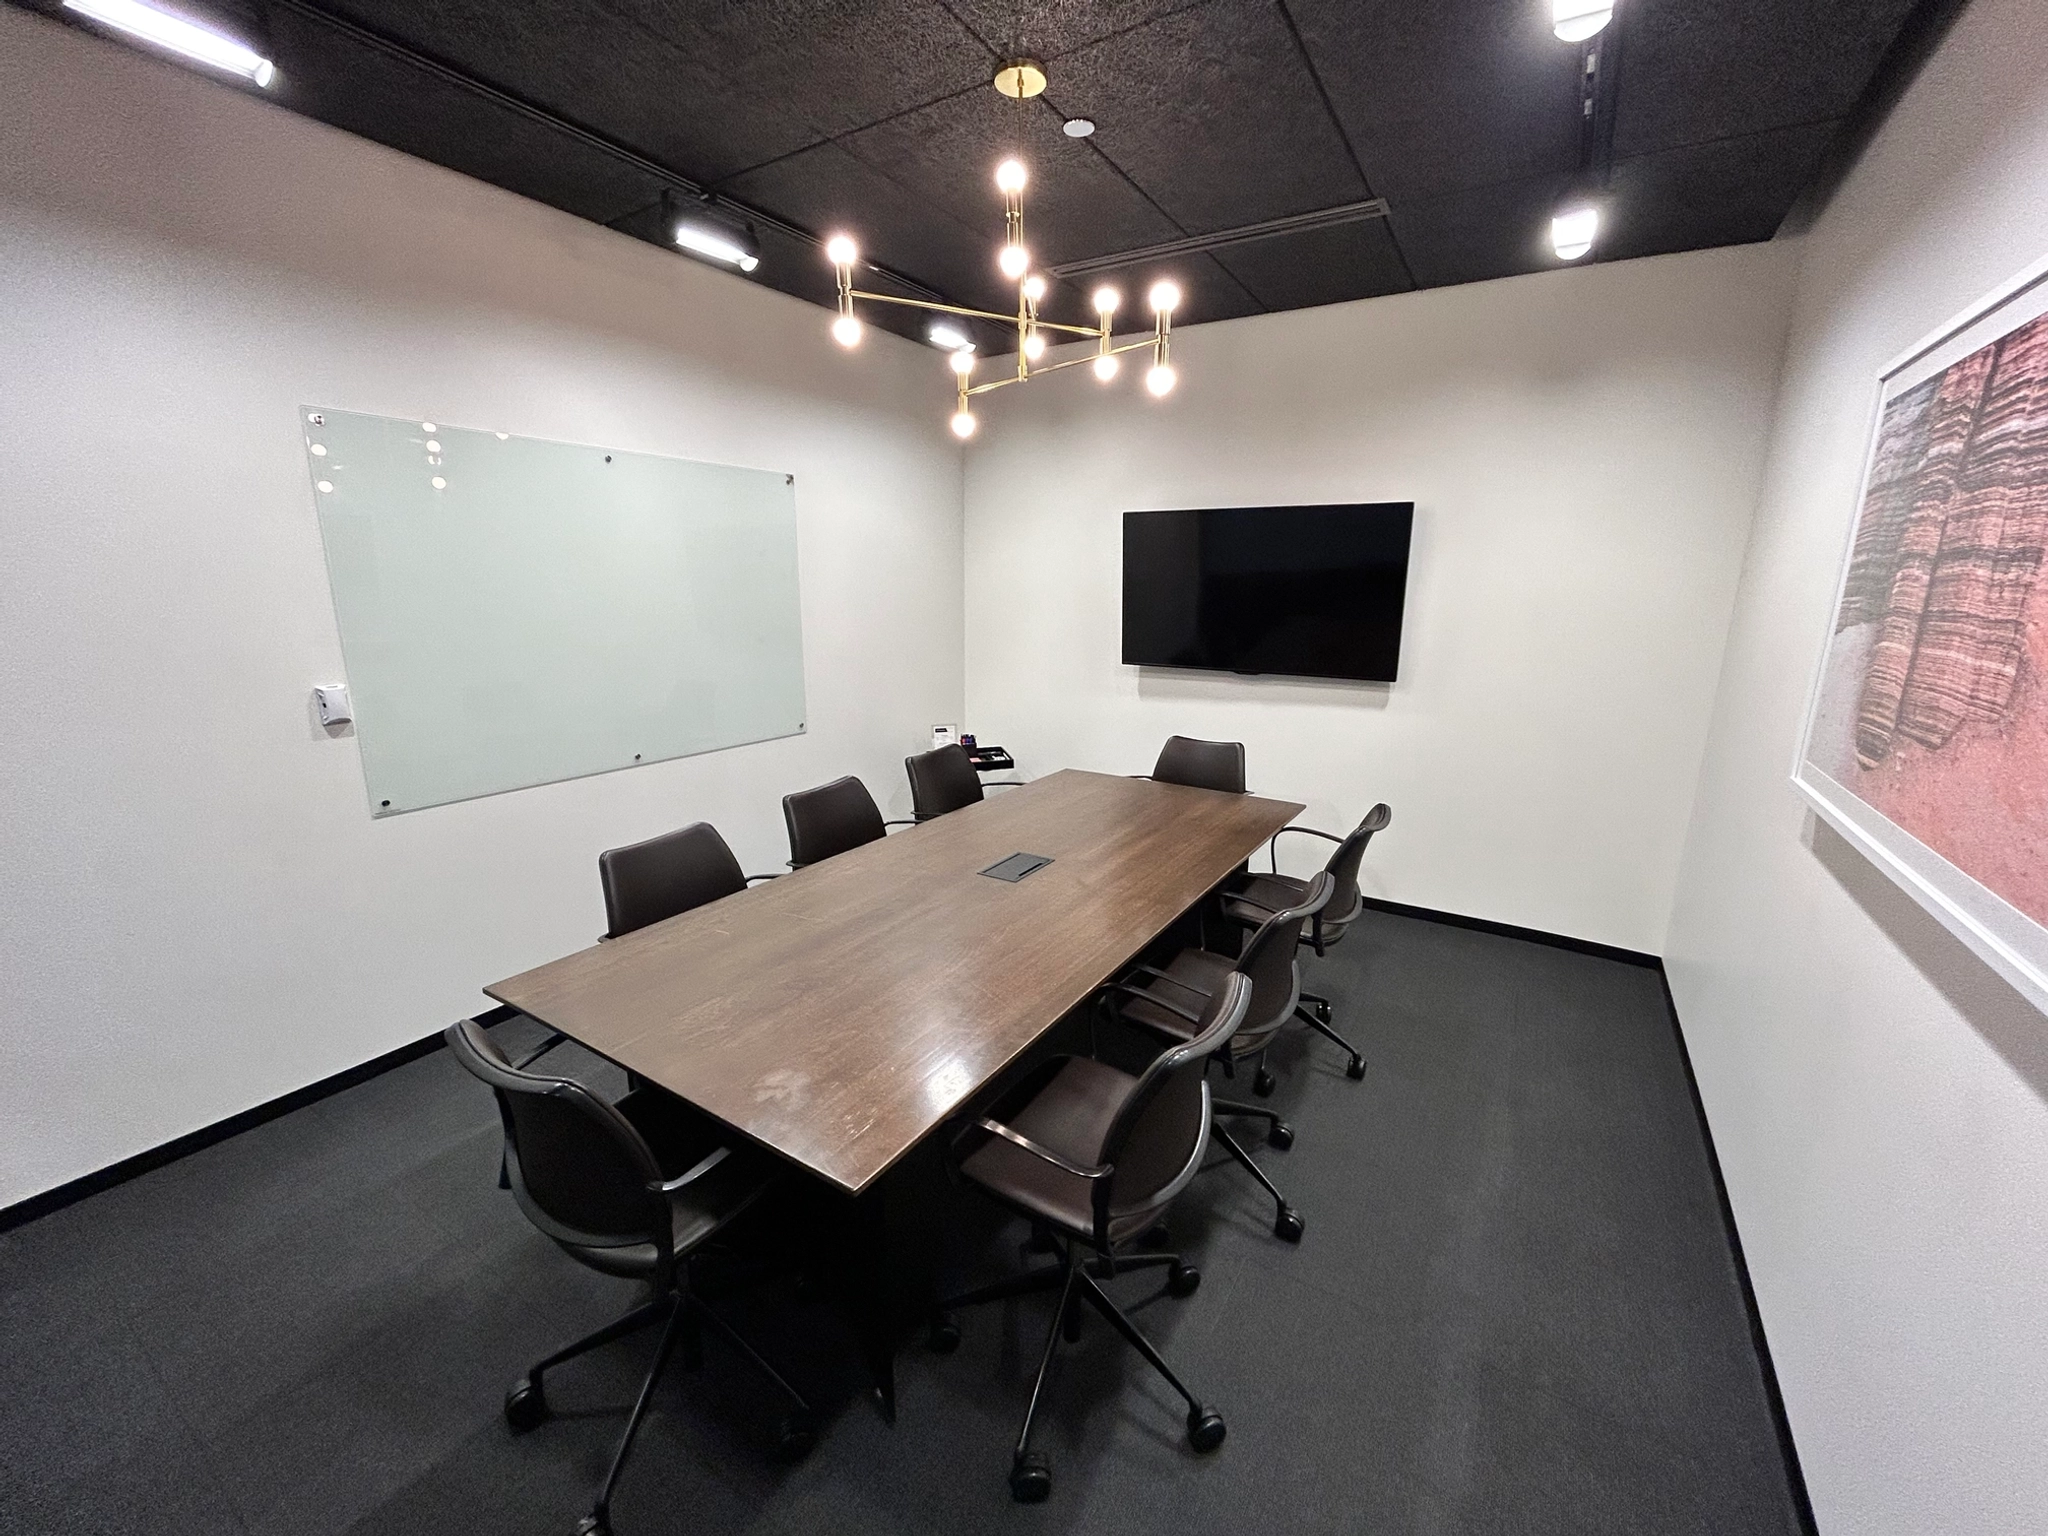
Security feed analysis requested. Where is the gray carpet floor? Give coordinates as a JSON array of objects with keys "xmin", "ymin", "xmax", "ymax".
[{"xmin": 0, "ymin": 909, "xmax": 1806, "ymax": 1535}]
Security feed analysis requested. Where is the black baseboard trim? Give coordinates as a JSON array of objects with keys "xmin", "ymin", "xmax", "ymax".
[
  {"xmin": 1355, "ymin": 895, "xmax": 1661, "ymax": 968},
  {"xmin": 1652, "ymin": 968, "xmax": 1821, "ymax": 1536},
  {"xmin": 0, "ymin": 1005, "xmax": 519, "ymax": 1236}
]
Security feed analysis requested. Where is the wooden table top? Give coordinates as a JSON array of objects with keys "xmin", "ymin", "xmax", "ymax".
[{"xmin": 485, "ymin": 769, "xmax": 1303, "ymax": 1194}]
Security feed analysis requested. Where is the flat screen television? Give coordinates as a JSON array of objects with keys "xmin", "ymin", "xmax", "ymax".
[{"xmin": 1122, "ymin": 503, "xmax": 1414, "ymax": 682}]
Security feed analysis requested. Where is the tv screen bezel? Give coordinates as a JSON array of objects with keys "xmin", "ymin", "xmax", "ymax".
[{"xmin": 1119, "ymin": 501, "xmax": 1414, "ymax": 684}]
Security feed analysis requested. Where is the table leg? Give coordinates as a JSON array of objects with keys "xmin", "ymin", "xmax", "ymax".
[{"xmin": 842, "ymin": 1182, "xmax": 897, "ymax": 1424}]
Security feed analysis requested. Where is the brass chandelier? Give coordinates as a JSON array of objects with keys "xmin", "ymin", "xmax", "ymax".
[{"xmin": 822, "ymin": 60, "xmax": 1184, "ymax": 439}]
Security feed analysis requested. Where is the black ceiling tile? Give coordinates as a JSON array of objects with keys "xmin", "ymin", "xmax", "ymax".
[
  {"xmin": 1210, "ymin": 218, "xmax": 1414, "ymax": 312},
  {"xmin": 1601, "ymin": 119, "xmax": 1839, "ymax": 260},
  {"xmin": 268, "ymin": 9, "xmax": 667, "ymax": 224},
  {"xmin": 943, "ymin": 0, "xmax": 1198, "ymax": 61},
  {"xmin": 829, "ymin": 87, "xmax": 1187, "ymax": 275},
  {"xmin": 1286, "ymin": 0, "xmax": 1586, "ymax": 201},
  {"xmin": 1044, "ymin": 0, "xmax": 1370, "ymax": 232},
  {"xmin": 310, "ymin": 0, "xmax": 810, "ymax": 180},
  {"xmin": 1381, "ymin": 172, "xmax": 1581, "ymax": 291},
  {"xmin": 604, "ymin": 0, "xmax": 995, "ymax": 141},
  {"xmin": 720, "ymin": 136, "xmax": 1014, "ymax": 316},
  {"xmin": 1612, "ymin": 0, "xmax": 1922, "ymax": 158}
]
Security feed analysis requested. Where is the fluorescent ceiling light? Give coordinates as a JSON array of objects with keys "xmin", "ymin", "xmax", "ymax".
[
  {"xmin": 1551, "ymin": 206, "xmax": 1598, "ymax": 260},
  {"xmin": 64, "ymin": 0, "xmax": 276, "ymax": 87},
  {"xmin": 672, "ymin": 218, "xmax": 760, "ymax": 273},
  {"xmin": 927, "ymin": 322, "xmax": 975, "ymax": 352},
  {"xmin": 1552, "ymin": 0, "xmax": 1613, "ymax": 43}
]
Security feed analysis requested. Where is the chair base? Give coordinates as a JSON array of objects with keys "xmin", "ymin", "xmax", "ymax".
[
  {"xmin": 511, "ymin": 1283, "xmax": 814, "ymax": 1532},
  {"xmin": 932, "ymin": 1242, "xmax": 1221, "ymax": 1501},
  {"xmin": 1296, "ymin": 994, "xmax": 1367, "ymax": 1078},
  {"xmin": 1208, "ymin": 1115, "xmax": 1306, "ymax": 1242}
]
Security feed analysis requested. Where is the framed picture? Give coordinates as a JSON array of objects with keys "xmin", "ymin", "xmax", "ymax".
[{"xmin": 1794, "ymin": 252, "xmax": 2048, "ymax": 1016}]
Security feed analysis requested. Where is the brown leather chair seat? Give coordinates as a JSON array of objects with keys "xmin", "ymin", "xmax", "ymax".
[{"xmin": 958, "ymin": 1057, "xmax": 1164, "ymax": 1246}]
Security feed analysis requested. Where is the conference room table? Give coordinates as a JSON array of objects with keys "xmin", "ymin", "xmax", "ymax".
[{"xmin": 484, "ymin": 767, "xmax": 1303, "ymax": 1417}]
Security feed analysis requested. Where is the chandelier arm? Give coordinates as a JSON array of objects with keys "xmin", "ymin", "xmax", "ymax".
[{"xmin": 847, "ymin": 290, "xmax": 1022, "ymax": 327}]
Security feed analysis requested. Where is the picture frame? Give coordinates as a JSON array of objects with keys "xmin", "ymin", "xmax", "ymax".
[{"xmin": 1793, "ymin": 251, "xmax": 2048, "ymax": 1016}]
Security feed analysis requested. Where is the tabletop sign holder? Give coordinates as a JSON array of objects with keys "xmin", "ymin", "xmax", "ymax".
[{"xmin": 980, "ymin": 852, "xmax": 1053, "ymax": 882}]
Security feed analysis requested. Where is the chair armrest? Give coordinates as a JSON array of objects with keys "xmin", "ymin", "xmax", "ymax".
[
  {"xmin": 1100, "ymin": 981, "xmax": 1205, "ymax": 1027},
  {"xmin": 512, "ymin": 1031, "xmax": 569, "ymax": 1070},
  {"xmin": 964, "ymin": 1117, "xmax": 1107, "ymax": 1181},
  {"xmin": 743, "ymin": 872, "xmax": 782, "ymax": 884},
  {"xmin": 883, "ymin": 819, "xmax": 918, "ymax": 830},
  {"xmin": 1124, "ymin": 964, "xmax": 1215, "ymax": 1004},
  {"xmin": 1269, "ymin": 823, "xmax": 1343, "ymax": 873},
  {"xmin": 656, "ymin": 1145, "xmax": 731, "ymax": 1193},
  {"xmin": 983, "ymin": 779, "xmax": 1026, "ymax": 789}
]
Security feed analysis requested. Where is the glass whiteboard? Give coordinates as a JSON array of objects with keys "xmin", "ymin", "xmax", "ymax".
[{"xmin": 303, "ymin": 408, "xmax": 805, "ymax": 816}]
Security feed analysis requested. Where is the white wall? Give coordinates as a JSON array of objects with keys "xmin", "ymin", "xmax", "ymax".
[
  {"xmin": 1664, "ymin": 0, "xmax": 2048, "ymax": 1528},
  {"xmin": 963, "ymin": 247, "xmax": 1795, "ymax": 954},
  {"xmin": 0, "ymin": 9, "xmax": 964, "ymax": 1209}
]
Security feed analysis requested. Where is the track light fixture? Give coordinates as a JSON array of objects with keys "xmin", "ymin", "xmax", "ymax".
[
  {"xmin": 665, "ymin": 193, "xmax": 760, "ymax": 273},
  {"xmin": 823, "ymin": 61, "xmax": 1187, "ymax": 429},
  {"xmin": 1552, "ymin": 0, "xmax": 1613, "ymax": 42},
  {"xmin": 65, "ymin": 0, "xmax": 275, "ymax": 86}
]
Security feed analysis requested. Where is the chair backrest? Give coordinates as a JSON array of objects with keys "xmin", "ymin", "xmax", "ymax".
[
  {"xmin": 445, "ymin": 1017, "xmax": 669, "ymax": 1257},
  {"xmin": 598, "ymin": 821, "xmax": 746, "ymax": 938},
  {"xmin": 1321, "ymin": 803, "xmax": 1392, "ymax": 923},
  {"xmin": 782, "ymin": 775, "xmax": 887, "ymax": 867},
  {"xmin": 1151, "ymin": 735, "xmax": 1246, "ymax": 793},
  {"xmin": 1098, "ymin": 972, "xmax": 1253, "ymax": 1222},
  {"xmin": 1236, "ymin": 872, "xmax": 1334, "ymax": 1033},
  {"xmin": 905, "ymin": 743, "xmax": 984, "ymax": 821}
]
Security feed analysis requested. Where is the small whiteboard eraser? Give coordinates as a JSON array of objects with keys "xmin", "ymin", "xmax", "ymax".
[{"xmin": 314, "ymin": 684, "xmax": 352, "ymax": 726}]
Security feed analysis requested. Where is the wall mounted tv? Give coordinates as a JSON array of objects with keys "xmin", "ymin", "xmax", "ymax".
[{"xmin": 1122, "ymin": 503, "xmax": 1414, "ymax": 682}]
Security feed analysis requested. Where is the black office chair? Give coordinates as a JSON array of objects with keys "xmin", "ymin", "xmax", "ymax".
[
  {"xmin": 1146, "ymin": 735, "xmax": 1246, "ymax": 793},
  {"xmin": 1224, "ymin": 803, "xmax": 1393, "ymax": 1079},
  {"xmin": 903, "ymin": 743, "xmax": 1023, "ymax": 821},
  {"xmin": 782, "ymin": 774, "xmax": 912, "ymax": 868},
  {"xmin": 931, "ymin": 972, "xmax": 1253, "ymax": 1502},
  {"xmin": 1105, "ymin": 874, "xmax": 1334, "ymax": 1243},
  {"xmin": 598, "ymin": 821, "xmax": 778, "ymax": 939},
  {"xmin": 446, "ymin": 1017, "xmax": 814, "ymax": 1536}
]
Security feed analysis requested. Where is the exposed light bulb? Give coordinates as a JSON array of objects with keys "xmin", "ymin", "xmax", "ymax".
[
  {"xmin": 832, "ymin": 314, "xmax": 864, "ymax": 348},
  {"xmin": 1551, "ymin": 206, "xmax": 1598, "ymax": 260},
  {"xmin": 951, "ymin": 409, "xmax": 978, "ymax": 439},
  {"xmin": 1552, "ymin": 0, "xmax": 1613, "ymax": 42},
  {"xmin": 64, "ymin": 0, "xmax": 276, "ymax": 87},
  {"xmin": 1093, "ymin": 286, "xmax": 1121, "ymax": 315},
  {"xmin": 1146, "ymin": 363, "xmax": 1177, "ymax": 397},
  {"xmin": 1093, "ymin": 354, "xmax": 1119, "ymax": 383},
  {"xmin": 1021, "ymin": 273, "xmax": 1047, "ymax": 303},
  {"xmin": 1023, "ymin": 331, "xmax": 1047, "ymax": 361},
  {"xmin": 824, "ymin": 234, "xmax": 859, "ymax": 268},
  {"xmin": 950, "ymin": 349, "xmax": 977, "ymax": 376},
  {"xmin": 994, "ymin": 159, "xmax": 1028, "ymax": 195},
  {"xmin": 928, "ymin": 322, "xmax": 975, "ymax": 351},
  {"xmin": 1147, "ymin": 280, "xmax": 1181, "ymax": 314},
  {"xmin": 998, "ymin": 244, "xmax": 1031, "ymax": 280}
]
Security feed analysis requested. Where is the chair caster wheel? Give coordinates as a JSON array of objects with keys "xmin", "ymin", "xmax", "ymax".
[
  {"xmin": 1253, "ymin": 1069, "xmax": 1277, "ymax": 1098},
  {"xmin": 1010, "ymin": 1451, "xmax": 1052, "ymax": 1503},
  {"xmin": 573, "ymin": 1514, "xmax": 609, "ymax": 1535},
  {"xmin": 1274, "ymin": 1206, "xmax": 1306, "ymax": 1244},
  {"xmin": 1346, "ymin": 1055, "xmax": 1367, "ymax": 1080},
  {"xmin": 928, "ymin": 1312, "xmax": 961, "ymax": 1353},
  {"xmin": 1186, "ymin": 1408, "xmax": 1227, "ymax": 1453},
  {"xmin": 1166, "ymin": 1262, "xmax": 1201, "ymax": 1298},
  {"xmin": 1267, "ymin": 1121, "xmax": 1295, "ymax": 1151},
  {"xmin": 504, "ymin": 1377, "xmax": 548, "ymax": 1433},
  {"xmin": 777, "ymin": 1412, "xmax": 816, "ymax": 1459},
  {"xmin": 1316, "ymin": 1002, "xmax": 1333, "ymax": 1024}
]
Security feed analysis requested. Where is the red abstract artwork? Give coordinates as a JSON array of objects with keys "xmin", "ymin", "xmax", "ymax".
[{"xmin": 1806, "ymin": 308, "xmax": 2048, "ymax": 928}]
